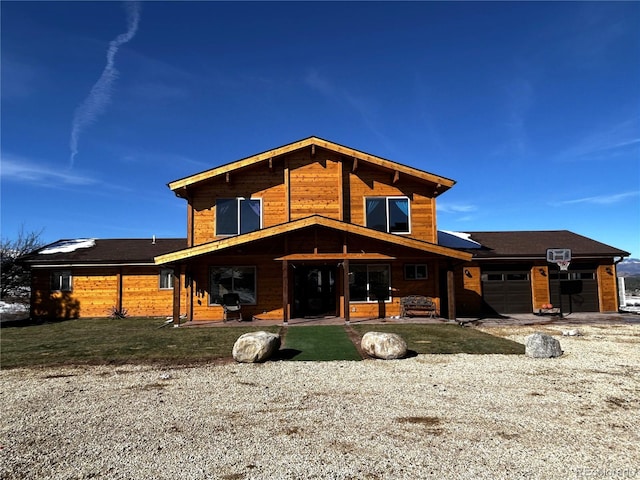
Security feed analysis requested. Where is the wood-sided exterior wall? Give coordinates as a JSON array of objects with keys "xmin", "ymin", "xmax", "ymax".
[
  {"xmin": 173, "ymin": 223, "xmax": 446, "ymax": 322},
  {"xmin": 30, "ymin": 266, "xmax": 187, "ymax": 319},
  {"xmin": 453, "ymin": 258, "xmax": 621, "ymax": 316},
  {"xmin": 181, "ymin": 256, "xmax": 442, "ymax": 322},
  {"xmin": 186, "ymin": 146, "xmax": 439, "ymax": 247},
  {"xmin": 597, "ymin": 263, "xmax": 620, "ymax": 312}
]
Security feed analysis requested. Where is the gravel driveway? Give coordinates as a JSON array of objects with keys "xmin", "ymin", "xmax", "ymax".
[{"xmin": 1, "ymin": 323, "xmax": 638, "ymax": 479}]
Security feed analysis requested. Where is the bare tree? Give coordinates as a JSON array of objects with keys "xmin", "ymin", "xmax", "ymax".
[{"xmin": 1, "ymin": 228, "xmax": 44, "ymax": 301}]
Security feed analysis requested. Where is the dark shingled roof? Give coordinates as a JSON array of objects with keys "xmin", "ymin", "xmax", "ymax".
[
  {"xmin": 460, "ymin": 231, "xmax": 629, "ymax": 259},
  {"xmin": 20, "ymin": 238, "xmax": 187, "ymax": 265}
]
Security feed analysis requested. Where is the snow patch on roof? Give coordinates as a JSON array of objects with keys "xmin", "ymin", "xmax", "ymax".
[
  {"xmin": 40, "ymin": 239, "xmax": 96, "ymax": 255},
  {"xmin": 438, "ymin": 231, "xmax": 483, "ymax": 249}
]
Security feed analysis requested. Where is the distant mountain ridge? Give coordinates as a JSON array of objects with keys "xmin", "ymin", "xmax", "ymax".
[{"xmin": 617, "ymin": 258, "xmax": 640, "ymax": 277}]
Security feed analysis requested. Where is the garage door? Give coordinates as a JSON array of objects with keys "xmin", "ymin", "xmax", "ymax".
[
  {"xmin": 481, "ymin": 271, "xmax": 532, "ymax": 314},
  {"xmin": 549, "ymin": 270, "xmax": 599, "ymax": 312}
]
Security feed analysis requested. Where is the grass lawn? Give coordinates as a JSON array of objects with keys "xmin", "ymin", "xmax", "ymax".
[
  {"xmin": 0, "ymin": 317, "xmax": 280, "ymax": 369},
  {"xmin": 351, "ymin": 324, "xmax": 524, "ymax": 355},
  {"xmin": 282, "ymin": 325, "xmax": 362, "ymax": 361}
]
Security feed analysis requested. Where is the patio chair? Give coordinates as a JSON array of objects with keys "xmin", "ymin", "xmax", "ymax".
[{"xmin": 222, "ymin": 293, "xmax": 243, "ymax": 322}]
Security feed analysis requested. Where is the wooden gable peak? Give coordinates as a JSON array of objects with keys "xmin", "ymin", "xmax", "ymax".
[{"xmin": 168, "ymin": 136, "xmax": 456, "ymax": 198}]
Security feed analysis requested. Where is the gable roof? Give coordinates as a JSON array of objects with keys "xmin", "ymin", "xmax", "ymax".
[
  {"xmin": 168, "ymin": 136, "xmax": 456, "ymax": 198},
  {"xmin": 20, "ymin": 238, "xmax": 187, "ymax": 267},
  {"xmin": 155, "ymin": 215, "xmax": 472, "ymax": 264},
  {"xmin": 443, "ymin": 230, "xmax": 630, "ymax": 260}
]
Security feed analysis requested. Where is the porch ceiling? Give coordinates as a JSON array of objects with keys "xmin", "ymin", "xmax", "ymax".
[{"xmin": 154, "ymin": 215, "xmax": 472, "ymax": 265}]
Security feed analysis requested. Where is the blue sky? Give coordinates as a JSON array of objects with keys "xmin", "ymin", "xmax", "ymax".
[{"xmin": 2, "ymin": 1, "xmax": 639, "ymax": 258}]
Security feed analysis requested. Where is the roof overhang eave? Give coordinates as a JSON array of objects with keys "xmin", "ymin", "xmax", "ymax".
[{"xmin": 156, "ymin": 217, "xmax": 472, "ymax": 264}]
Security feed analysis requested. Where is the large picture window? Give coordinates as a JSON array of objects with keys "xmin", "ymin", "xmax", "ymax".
[
  {"xmin": 209, "ymin": 266, "xmax": 257, "ymax": 305},
  {"xmin": 365, "ymin": 197, "xmax": 410, "ymax": 234},
  {"xmin": 349, "ymin": 264, "xmax": 391, "ymax": 302},
  {"xmin": 51, "ymin": 271, "xmax": 72, "ymax": 292},
  {"xmin": 216, "ymin": 198, "xmax": 261, "ymax": 236}
]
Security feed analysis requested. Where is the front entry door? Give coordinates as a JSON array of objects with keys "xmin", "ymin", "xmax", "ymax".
[{"xmin": 293, "ymin": 266, "xmax": 337, "ymax": 318}]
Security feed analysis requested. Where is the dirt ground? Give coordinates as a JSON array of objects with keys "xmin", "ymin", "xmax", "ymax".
[{"xmin": 1, "ymin": 320, "xmax": 638, "ymax": 479}]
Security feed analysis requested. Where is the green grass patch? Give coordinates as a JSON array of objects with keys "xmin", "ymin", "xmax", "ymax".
[
  {"xmin": 0, "ymin": 317, "xmax": 280, "ymax": 369},
  {"xmin": 351, "ymin": 324, "xmax": 524, "ymax": 355},
  {"xmin": 282, "ymin": 325, "xmax": 362, "ymax": 361}
]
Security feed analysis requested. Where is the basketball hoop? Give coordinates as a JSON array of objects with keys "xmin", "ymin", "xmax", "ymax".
[{"xmin": 546, "ymin": 247, "xmax": 572, "ymax": 319}]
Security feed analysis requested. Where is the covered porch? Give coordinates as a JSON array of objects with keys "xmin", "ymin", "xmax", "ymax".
[{"xmin": 154, "ymin": 215, "xmax": 472, "ymax": 325}]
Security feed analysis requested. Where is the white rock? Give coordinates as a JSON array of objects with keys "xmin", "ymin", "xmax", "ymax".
[
  {"xmin": 232, "ymin": 331, "xmax": 281, "ymax": 363},
  {"xmin": 561, "ymin": 329, "xmax": 583, "ymax": 337},
  {"xmin": 361, "ymin": 331, "xmax": 407, "ymax": 359}
]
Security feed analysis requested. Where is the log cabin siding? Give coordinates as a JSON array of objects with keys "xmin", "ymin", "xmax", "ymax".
[
  {"xmin": 531, "ymin": 264, "xmax": 551, "ymax": 310},
  {"xmin": 597, "ymin": 263, "xmax": 619, "ymax": 312},
  {"xmin": 186, "ymin": 150, "xmax": 439, "ymax": 248},
  {"xmin": 347, "ymin": 164, "xmax": 437, "ymax": 243},
  {"xmin": 186, "ymin": 255, "xmax": 285, "ymax": 321},
  {"xmin": 181, "ymin": 253, "xmax": 446, "ymax": 321},
  {"xmin": 454, "ymin": 264, "xmax": 483, "ymax": 315},
  {"xmin": 391, "ymin": 260, "xmax": 440, "ymax": 314},
  {"xmin": 30, "ymin": 267, "xmax": 187, "ymax": 319},
  {"xmin": 190, "ymin": 165, "xmax": 287, "ymax": 246},
  {"xmin": 121, "ymin": 267, "xmax": 177, "ymax": 317},
  {"xmin": 68, "ymin": 269, "xmax": 119, "ymax": 317},
  {"xmin": 30, "ymin": 268, "xmax": 118, "ymax": 318},
  {"xmin": 288, "ymin": 150, "xmax": 342, "ymax": 221}
]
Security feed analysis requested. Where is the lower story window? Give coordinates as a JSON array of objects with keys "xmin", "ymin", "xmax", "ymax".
[
  {"xmin": 209, "ymin": 266, "xmax": 256, "ymax": 305},
  {"xmin": 404, "ymin": 264, "xmax": 428, "ymax": 280},
  {"xmin": 159, "ymin": 269, "xmax": 174, "ymax": 290},
  {"xmin": 349, "ymin": 264, "xmax": 390, "ymax": 302},
  {"xmin": 51, "ymin": 271, "xmax": 72, "ymax": 292}
]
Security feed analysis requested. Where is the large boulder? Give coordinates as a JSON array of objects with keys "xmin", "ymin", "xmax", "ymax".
[
  {"xmin": 361, "ymin": 331, "xmax": 407, "ymax": 360},
  {"xmin": 232, "ymin": 331, "xmax": 281, "ymax": 363},
  {"xmin": 525, "ymin": 333, "xmax": 563, "ymax": 358}
]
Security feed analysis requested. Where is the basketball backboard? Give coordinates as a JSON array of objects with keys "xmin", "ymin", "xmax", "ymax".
[{"xmin": 546, "ymin": 248, "xmax": 572, "ymax": 263}]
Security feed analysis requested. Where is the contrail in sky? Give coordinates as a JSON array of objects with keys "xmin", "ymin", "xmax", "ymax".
[{"xmin": 69, "ymin": 1, "xmax": 141, "ymax": 167}]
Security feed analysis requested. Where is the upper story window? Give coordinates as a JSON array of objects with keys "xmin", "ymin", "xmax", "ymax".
[
  {"xmin": 51, "ymin": 271, "xmax": 72, "ymax": 292},
  {"xmin": 216, "ymin": 198, "xmax": 262, "ymax": 236},
  {"xmin": 365, "ymin": 197, "xmax": 410, "ymax": 234}
]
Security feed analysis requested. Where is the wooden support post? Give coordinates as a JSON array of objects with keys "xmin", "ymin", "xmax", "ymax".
[
  {"xmin": 311, "ymin": 144, "xmax": 316, "ymax": 156},
  {"xmin": 173, "ymin": 266, "xmax": 182, "ymax": 326},
  {"xmin": 268, "ymin": 157, "xmax": 273, "ymax": 171},
  {"xmin": 314, "ymin": 227, "xmax": 318, "ymax": 254},
  {"xmin": 447, "ymin": 269, "xmax": 456, "ymax": 321},
  {"xmin": 352, "ymin": 157, "xmax": 358, "ymax": 172},
  {"xmin": 186, "ymin": 269, "xmax": 194, "ymax": 322},
  {"xmin": 392, "ymin": 170, "xmax": 400, "ymax": 184},
  {"xmin": 187, "ymin": 203, "xmax": 194, "ymax": 247},
  {"xmin": 343, "ymin": 259, "xmax": 350, "ymax": 324},
  {"xmin": 284, "ymin": 161, "xmax": 290, "ymax": 222},
  {"xmin": 225, "ymin": 172, "xmax": 230, "ymax": 184},
  {"xmin": 116, "ymin": 269, "xmax": 123, "ymax": 313},
  {"xmin": 282, "ymin": 260, "xmax": 289, "ymax": 324}
]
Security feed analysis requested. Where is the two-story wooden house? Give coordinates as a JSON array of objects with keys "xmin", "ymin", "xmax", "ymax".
[
  {"xmin": 21, "ymin": 137, "xmax": 628, "ymax": 321},
  {"xmin": 154, "ymin": 136, "xmax": 472, "ymax": 323}
]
